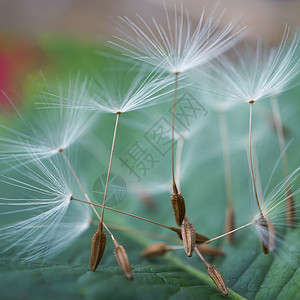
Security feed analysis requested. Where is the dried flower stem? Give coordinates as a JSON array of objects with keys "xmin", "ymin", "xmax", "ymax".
[
  {"xmin": 271, "ymin": 95, "xmax": 295, "ymax": 227},
  {"xmin": 218, "ymin": 111, "xmax": 235, "ymax": 242}
]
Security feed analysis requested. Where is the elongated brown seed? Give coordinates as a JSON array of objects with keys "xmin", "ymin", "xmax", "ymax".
[
  {"xmin": 170, "ymin": 226, "xmax": 209, "ymax": 244},
  {"xmin": 225, "ymin": 206, "xmax": 235, "ymax": 243},
  {"xmin": 181, "ymin": 217, "xmax": 196, "ymax": 257},
  {"xmin": 90, "ymin": 228, "xmax": 107, "ymax": 271},
  {"xmin": 286, "ymin": 187, "xmax": 296, "ymax": 228},
  {"xmin": 170, "ymin": 192, "xmax": 186, "ymax": 226},
  {"xmin": 142, "ymin": 242, "xmax": 169, "ymax": 258},
  {"xmin": 257, "ymin": 215, "xmax": 273, "ymax": 255},
  {"xmin": 268, "ymin": 220, "xmax": 276, "ymax": 252},
  {"xmin": 207, "ymin": 264, "xmax": 228, "ymax": 296},
  {"xmin": 115, "ymin": 244, "xmax": 133, "ymax": 280},
  {"xmin": 196, "ymin": 244, "xmax": 225, "ymax": 257}
]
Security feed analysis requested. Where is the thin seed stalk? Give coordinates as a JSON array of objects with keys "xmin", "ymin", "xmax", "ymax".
[
  {"xmin": 170, "ymin": 72, "xmax": 186, "ymax": 226},
  {"xmin": 171, "ymin": 72, "xmax": 179, "ymax": 193},
  {"xmin": 271, "ymin": 95, "xmax": 295, "ymax": 227},
  {"xmin": 100, "ymin": 112, "xmax": 121, "ymax": 224},
  {"xmin": 204, "ymin": 221, "xmax": 254, "ymax": 244},
  {"xmin": 248, "ymin": 101, "xmax": 261, "ymax": 213}
]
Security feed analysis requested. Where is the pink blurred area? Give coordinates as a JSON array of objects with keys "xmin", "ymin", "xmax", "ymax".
[{"xmin": 0, "ymin": 36, "xmax": 44, "ymax": 109}]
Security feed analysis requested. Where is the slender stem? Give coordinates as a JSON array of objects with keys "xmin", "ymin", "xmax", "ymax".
[
  {"xmin": 60, "ymin": 150, "xmax": 101, "ymax": 220},
  {"xmin": 104, "ymin": 223, "xmax": 180, "ymax": 244},
  {"xmin": 218, "ymin": 111, "xmax": 233, "ymax": 208},
  {"xmin": 204, "ymin": 221, "xmax": 254, "ymax": 244},
  {"xmin": 175, "ymin": 135, "xmax": 184, "ymax": 192},
  {"xmin": 195, "ymin": 247, "xmax": 209, "ymax": 267},
  {"xmin": 71, "ymin": 197, "xmax": 175, "ymax": 231},
  {"xmin": 172, "ymin": 72, "xmax": 179, "ymax": 193},
  {"xmin": 100, "ymin": 112, "xmax": 121, "ymax": 223},
  {"xmin": 248, "ymin": 102, "xmax": 262, "ymax": 212}
]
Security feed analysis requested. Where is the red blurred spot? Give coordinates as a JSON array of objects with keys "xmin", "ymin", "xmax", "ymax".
[{"xmin": 0, "ymin": 36, "xmax": 45, "ymax": 109}]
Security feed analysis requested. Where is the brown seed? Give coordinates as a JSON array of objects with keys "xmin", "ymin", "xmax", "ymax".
[
  {"xmin": 225, "ymin": 206, "xmax": 235, "ymax": 243},
  {"xmin": 268, "ymin": 220, "xmax": 276, "ymax": 252},
  {"xmin": 170, "ymin": 192, "xmax": 186, "ymax": 226},
  {"xmin": 257, "ymin": 215, "xmax": 276, "ymax": 255},
  {"xmin": 142, "ymin": 242, "xmax": 169, "ymax": 258},
  {"xmin": 90, "ymin": 228, "xmax": 107, "ymax": 271},
  {"xmin": 170, "ymin": 226, "xmax": 209, "ymax": 244},
  {"xmin": 206, "ymin": 264, "xmax": 228, "ymax": 296},
  {"xmin": 115, "ymin": 244, "xmax": 133, "ymax": 280},
  {"xmin": 181, "ymin": 217, "xmax": 196, "ymax": 257},
  {"xmin": 196, "ymin": 244, "xmax": 225, "ymax": 257},
  {"xmin": 286, "ymin": 187, "xmax": 296, "ymax": 228}
]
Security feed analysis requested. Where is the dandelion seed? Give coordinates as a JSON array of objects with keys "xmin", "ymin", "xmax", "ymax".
[
  {"xmin": 170, "ymin": 192, "xmax": 186, "ymax": 226},
  {"xmin": 180, "ymin": 217, "xmax": 196, "ymax": 257},
  {"xmin": 195, "ymin": 246, "xmax": 228, "ymax": 296},
  {"xmin": 110, "ymin": 3, "xmax": 243, "ymax": 224},
  {"xmin": 90, "ymin": 226, "xmax": 107, "ymax": 271},
  {"xmin": 142, "ymin": 242, "xmax": 170, "ymax": 258},
  {"xmin": 198, "ymin": 27, "xmax": 299, "ymax": 229},
  {"xmin": 114, "ymin": 243, "xmax": 133, "ymax": 280}
]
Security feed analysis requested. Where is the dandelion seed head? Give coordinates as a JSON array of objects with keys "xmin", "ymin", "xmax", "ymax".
[
  {"xmin": 0, "ymin": 152, "xmax": 92, "ymax": 261},
  {"xmin": 203, "ymin": 26, "xmax": 300, "ymax": 104},
  {"xmin": 109, "ymin": 2, "xmax": 244, "ymax": 74},
  {"xmin": 0, "ymin": 76, "xmax": 95, "ymax": 167},
  {"xmin": 46, "ymin": 68, "xmax": 177, "ymax": 114}
]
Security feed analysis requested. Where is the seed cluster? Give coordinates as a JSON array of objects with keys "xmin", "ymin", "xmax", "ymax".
[{"xmin": 0, "ymin": 1, "xmax": 299, "ymax": 298}]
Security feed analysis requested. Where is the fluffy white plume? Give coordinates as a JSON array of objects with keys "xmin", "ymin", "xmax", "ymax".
[
  {"xmin": 109, "ymin": 2, "xmax": 244, "ymax": 74},
  {"xmin": 0, "ymin": 152, "xmax": 92, "ymax": 261},
  {"xmin": 202, "ymin": 26, "xmax": 300, "ymax": 103},
  {"xmin": 0, "ymin": 77, "xmax": 95, "ymax": 167}
]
